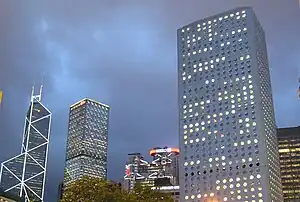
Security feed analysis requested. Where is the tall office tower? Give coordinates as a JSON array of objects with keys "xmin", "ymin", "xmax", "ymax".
[
  {"xmin": 63, "ymin": 98, "xmax": 109, "ymax": 185},
  {"xmin": 277, "ymin": 126, "xmax": 300, "ymax": 201},
  {"xmin": 178, "ymin": 7, "xmax": 283, "ymax": 202},
  {"xmin": 0, "ymin": 86, "xmax": 51, "ymax": 202}
]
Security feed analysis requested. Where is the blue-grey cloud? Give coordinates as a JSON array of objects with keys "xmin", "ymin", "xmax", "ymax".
[{"xmin": 0, "ymin": 0, "xmax": 299, "ymax": 201}]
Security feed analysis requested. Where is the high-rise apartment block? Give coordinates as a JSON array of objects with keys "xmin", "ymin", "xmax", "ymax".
[
  {"xmin": 63, "ymin": 98, "xmax": 109, "ymax": 185},
  {"xmin": 277, "ymin": 126, "xmax": 300, "ymax": 201},
  {"xmin": 0, "ymin": 86, "xmax": 51, "ymax": 202},
  {"xmin": 178, "ymin": 7, "xmax": 283, "ymax": 202}
]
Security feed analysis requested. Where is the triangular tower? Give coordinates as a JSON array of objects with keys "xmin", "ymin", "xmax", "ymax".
[{"xmin": 0, "ymin": 85, "xmax": 51, "ymax": 202}]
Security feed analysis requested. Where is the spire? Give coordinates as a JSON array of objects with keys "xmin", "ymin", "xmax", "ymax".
[
  {"xmin": 31, "ymin": 72, "xmax": 44, "ymax": 102},
  {"xmin": 31, "ymin": 85, "xmax": 43, "ymax": 102}
]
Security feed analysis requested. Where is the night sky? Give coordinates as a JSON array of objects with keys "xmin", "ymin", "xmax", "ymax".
[{"xmin": 0, "ymin": 0, "xmax": 299, "ymax": 201}]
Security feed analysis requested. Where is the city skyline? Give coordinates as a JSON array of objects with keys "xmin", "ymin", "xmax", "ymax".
[{"xmin": 0, "ymin": 1, "xmax": 299, "ymax": 201}]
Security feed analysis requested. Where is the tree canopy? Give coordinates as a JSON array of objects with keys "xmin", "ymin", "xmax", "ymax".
[{"xmin": 61, "ymin": 176, "xmax": 174, "ymax": 202}]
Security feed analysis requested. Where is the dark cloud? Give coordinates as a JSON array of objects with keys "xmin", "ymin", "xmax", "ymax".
[{"xmin": 0, "ymin": 0, "xmax": 299, "ymax": 201}]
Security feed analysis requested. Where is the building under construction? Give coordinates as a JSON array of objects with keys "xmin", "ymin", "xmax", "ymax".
[{"xmin": 123, "ymin": 147, "xmax": 180, "ymax": 201}]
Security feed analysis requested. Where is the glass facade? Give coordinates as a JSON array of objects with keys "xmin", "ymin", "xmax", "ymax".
[
  {"xmin": 177, "ymin": 7, "xmax": 283, "ymax": 202},
  {"xmin": 64, "ymin": 98, "xmax": 109, "ymax": 185},
  {"xmin": 0, "ymin": 90, "xmax": 51, "ymax": 202},
  {"xmin": 277, "ymin": 126, "xmax": 300, "ymax": 201}
]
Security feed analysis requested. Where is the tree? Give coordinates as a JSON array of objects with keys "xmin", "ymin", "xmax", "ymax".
[
  {"xmin": 132, "ymin": 183, "xmax": 174, "ymax": 202},
  {"xmin": 61, "ymin": 176, "xmax": 174, "ymax": 202}
]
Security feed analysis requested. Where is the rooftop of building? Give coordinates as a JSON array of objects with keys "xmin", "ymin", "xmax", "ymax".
[
  {"xmin": 177, "ymin": 6, "xmax": 253, "ymax": 31},
  {"xmin": 277, "ymin": 126, "xmax": 300, "ymax": 138},
  {"xmin": 70, "ymin": 98, "xmax": 110, "ymax": 109}
]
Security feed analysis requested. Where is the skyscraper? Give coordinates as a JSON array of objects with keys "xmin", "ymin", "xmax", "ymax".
[
  {"xmin": 277, "ymin": 126, "xmax": 300, "ymax": 201},
  {"xmin": 177, "ymin": 7, "xmax": 283, "ymax": 202},
  {"xmin": 0, "ymin": 86, "xmax": 51, "ymax": 202},
  {"xmin": 63, "ymin": 98, "xmax": 109, "ymax": 185}
]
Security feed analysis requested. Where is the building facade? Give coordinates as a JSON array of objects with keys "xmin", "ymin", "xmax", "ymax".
[
  {"xmin": 277, "ymin": 126, "xmax": 300, "ymax": 201},
  {"xmin": 63, "ymin": 98, "xmax": 109, "ymax": 185},
  {"xmin": 123, "ymin": 147, "xmax": 180, "ymax": 201},
  {"xmin": 178, "ymin": 7, "xmax": 283, "ymax": 202},
  {"xmin": 0, "ymin": 86, "xmax": 51, "ymax": 202},
  {"xmin": 0, "ymin": 189, "xmax": 24, "ymax": 202}
]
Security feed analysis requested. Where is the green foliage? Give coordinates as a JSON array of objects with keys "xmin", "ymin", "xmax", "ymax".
[
  {"xmin": 132, "ymin": 183, "xmax": 174, "ymax": 202},
  {"xmin": 61, "ymin": 176, "xmax": 173, "ymax": 202}
]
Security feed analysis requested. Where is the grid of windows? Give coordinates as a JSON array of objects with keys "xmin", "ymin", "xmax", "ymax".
[
  {"xmin": 64, "ymin": 98, "xmax": 109, "ymax": 185},
  {"xmin": 278, "ymin": 127, "xmax": 300, "ymax": 201},
  {"xmin": 178, "ymin": 7, "xmax": 283, "ymax": 202}
]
